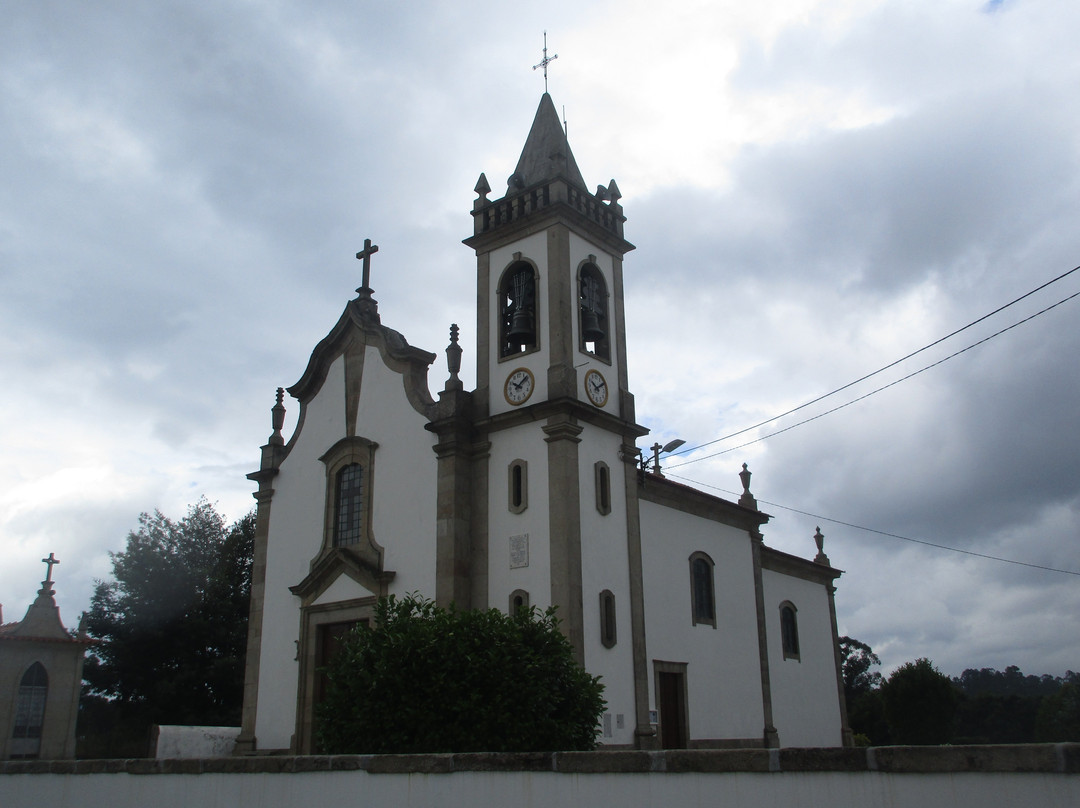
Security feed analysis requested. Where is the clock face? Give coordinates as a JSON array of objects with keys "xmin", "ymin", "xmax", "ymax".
[
  {"xmin": 584, "ymin": 369, "xmax": 608, "ymax": 407},
  {"xmin": 504, "ymin": 367, "xmax": 535, "ymax": 405}
]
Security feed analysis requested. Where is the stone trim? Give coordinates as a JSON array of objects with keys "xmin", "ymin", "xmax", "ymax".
[
  {"xmin": 317, "ymin": 437, "xmax": 382, "ymax": 572},
  {"xmin": 760, "ymin": 546, "xmax": 841, "ymax": 586},
  {"xmin": 750, "ymin": 531, "xmax": 779, "ymax": 749},
  {"xmin": 543, "ymin": 413, "xmax": 584, "ymax": 662},
  {"xmin": 4, "ymin": 744, "xmax": 1078, "ymax": 775},
  {"xmin": 639, "ymin": 474, "xmax": 769, "ymax": 534}
]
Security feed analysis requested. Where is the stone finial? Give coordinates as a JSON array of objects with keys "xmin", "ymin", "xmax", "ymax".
[
  {"xmin": 444, "ymin": 323, "xmax": 463, "ymax": 392},
  {"xmin": 607, "ymin": 179, "xmax": 622, "ymax": 203},
  {"xmin": 814, "ymin": 526, "xmax": 830, "ymax": 565},
  {"xmin": 474, "ymin": 173, "xmax": 491, "ymax": 199},
  {"xmin": 738, "ymin": 463, "xmax": 757, "ymax": 509},
  {"xmin": 269, "ymin": 387, "xmax": 286, "ymax": 446},
  {"xmin": 596, "ymin": 184, "xmax": 608, "ymax": 201}
]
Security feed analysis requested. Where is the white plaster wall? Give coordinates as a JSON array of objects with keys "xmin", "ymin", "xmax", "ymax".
[
  {"xmin": 254, "ymin": 345, "xmax": 439, "ymax": 750},
  {"xmin": 762, "ymin": 568, "xmax": 844, "ymax": 748},
  {"xmin": 578, "ymin": 429, "xmax": 636, "ymax": 747},
  {"xmin": 7, "ymin": 768, "xmax": 1077, "ymax": 808},
  {"xmin": 255, "ymin": 355, "xmax": 348, "ymax": 750},
  {"xmin": 640, "ymin": 500, "xmax": 765, "ymax": 742},
  {"xmin": 354, "ymin": 346, "xmax": 438, "ymax": 598},
  {"xmin": 311, "ymin": 574, "xmax": 374, "ymax": 606},
  {"xmin": 487, "ymin": 422, "xmax": 552, "ymax": 613},
  {"xmin": 488, "ymin": 232, "xmax": 549, "ymax": 418}
]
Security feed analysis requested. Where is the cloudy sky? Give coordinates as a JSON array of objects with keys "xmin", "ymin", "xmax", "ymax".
[{"xmin": 3, "ymin": 0, "xmax": 1078, "ymax": 680}]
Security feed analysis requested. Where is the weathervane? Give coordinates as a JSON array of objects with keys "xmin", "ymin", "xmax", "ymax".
[{"xmin": 533, "ymin": 31, "xmax": 558, "ymax": 93}]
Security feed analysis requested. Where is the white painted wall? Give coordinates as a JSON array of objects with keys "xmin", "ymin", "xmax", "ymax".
[
  {"xmin": 639, "ymin": 499, "xmax": 766, "ymax": 742},
  {"xmin": 578, "ymin": 430, "xmax": 635, "ymax": 747},
  {"xmin": 254, "ymin": 343, "xmax": 439, "ymax": 751},
  {"xmin": 762, "ymin": 568, "xmax": 844, "ymax": 748},
  {"xmin": 487, "ymin": 422, "xmax": 552, "ymax": 614},
  {"xmin": 6, "ymin": 766, "xmax": 1076, "ymax": 808},
  {"xmin": 255, "ymin": 355, "xmax": 348, "ymax": 750},
  {"xmin": 355, "ymin": 346, "xmax": 438, "ymax": 598}
]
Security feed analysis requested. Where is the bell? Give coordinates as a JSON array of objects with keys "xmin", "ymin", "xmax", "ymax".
[
  {"xmin": 507, "ymin": 308, "xmax": 533, "ymax": 341},
  {"xmin": 582, "ymin": 310, "xmax": 605, "ymax": 342}
]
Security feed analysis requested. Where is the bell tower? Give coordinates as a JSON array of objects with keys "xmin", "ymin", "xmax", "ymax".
[{"xmin": 463, "ymin": 93, "xmax": 655, "ymax": 748}]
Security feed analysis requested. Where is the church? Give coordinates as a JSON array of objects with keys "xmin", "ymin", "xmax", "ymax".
[{"xmin": 237, "ymin": 93, "xmax": 851, "ymax": 754}]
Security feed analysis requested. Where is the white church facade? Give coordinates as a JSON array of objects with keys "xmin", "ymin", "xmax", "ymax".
[{"xmin": 237, "ymin": 94, "xmax": 851, "ymax": 754}]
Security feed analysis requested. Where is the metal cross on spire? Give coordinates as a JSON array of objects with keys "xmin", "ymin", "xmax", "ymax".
[
  {"xmin": 533, "ymin": 31, "xmax": 558, "ymax": 93},
  {"xmin": 41, "ymin": 552, "xmax": 60, "ymax": 584},
  {"xmin": 355, "ymin": 238, "xmax": 379, "ymax": 293}
]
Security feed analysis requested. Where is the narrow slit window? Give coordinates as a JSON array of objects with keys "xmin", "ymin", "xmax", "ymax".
[
  {"xmin": 510, "ymin": 589, "xmax": 530, "ymax": 613},
  {"xmin": 595, "ymin": 461, "xmax": 611, "ymax": 515},
  {"xmin": 600, "ymin": 590, "xmax": 617, "ymax": 648},
  {"xmin": 508, "ymin": 460, "xmax": 528, "ymax": 513}
]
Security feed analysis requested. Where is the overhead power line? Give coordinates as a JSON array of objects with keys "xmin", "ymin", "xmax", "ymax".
[
  {"xmin": 667, "ymin": 287, "xmax": 1080, "ymax": 467},
  {"xmin": 664, "ymin": 472, "xmax": 1080, "ymax": 577},
  {"xmin": 670, "ymin": 263, "xmax": 1080, "ymax": 459}
]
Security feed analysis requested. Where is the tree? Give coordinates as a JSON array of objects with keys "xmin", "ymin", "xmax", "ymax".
[
  {"xmin": 316, "ymin": 595, "xmax": 606, "ymax": 754},
  {"xmin": 880, "ymin": 658, "xmax": 958, "ymax": 745},
  {"xmin": 839, "ymin": 636, "xmax": 883, "ymax": 703},
  {"xmin": 1035, "ymin": 682, "xmax": 1080, "ymax": 741},
  {"xmin": 80, "ymin": 500, "xmax": 254, "ymax": 755}
]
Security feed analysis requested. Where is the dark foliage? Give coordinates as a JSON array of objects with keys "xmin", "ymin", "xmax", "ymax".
[
  {"xmin": 839, "ymin": 636, "xmax": 888, "ymax": 744},
  {"xmin": 881, "ymin": 658, "xmax": 958, "ymax": 745},
  {"xmin": 1035, "ymin": 682, "xmax": 1080, "ymax": 741},
  {"xmin": 315, "ymin": 594, "xmax": 606, "ymax": 754},
  {"xmin": 951, "ymin": 666, "xmax": 1080, "ymax": 744},
  {"xmin": 78, "ymin": 501, "xmax": 254, "ymax": 756}
]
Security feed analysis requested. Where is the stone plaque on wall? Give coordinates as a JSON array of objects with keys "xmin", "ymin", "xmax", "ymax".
[{"xmin": 509, "ymin": 533, "xmax": 529, "ymax": 568}]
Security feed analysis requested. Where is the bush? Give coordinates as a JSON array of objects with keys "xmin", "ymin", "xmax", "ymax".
[{"xmin": 315, "ymin": 595, "xmax": 605, "ymax": 754}]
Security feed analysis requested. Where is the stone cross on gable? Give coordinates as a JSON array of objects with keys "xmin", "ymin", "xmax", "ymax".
[
  {"xmin": 355, "ymin": 238, "xmax": 380, "ymax": 294},
  {"xmin": 41, "ymin": 552, "xmax": 60, "ymax": 583}
]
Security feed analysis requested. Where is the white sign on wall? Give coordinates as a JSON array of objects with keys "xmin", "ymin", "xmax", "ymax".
[{"xmin": 509, "ymin": 534, "xmax": 529, "ymax": 568}]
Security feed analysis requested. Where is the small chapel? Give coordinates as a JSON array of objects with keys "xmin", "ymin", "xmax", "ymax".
[
  {"xmin": 237, "ymin": 93, "xmax": 852, "ymax": 754},
  {"xmin": 1, "ymin": 555, "xmax": 91, "ymax": 760}
]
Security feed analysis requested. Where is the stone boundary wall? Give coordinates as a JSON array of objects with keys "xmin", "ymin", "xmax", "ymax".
[
  {"xmin": 3, "ymin": 744, "xmax": 1078, "ymax": 776},
  {"xmin": 3, "ymin": 745, "xmax": 1078, "ymax": 808}
]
